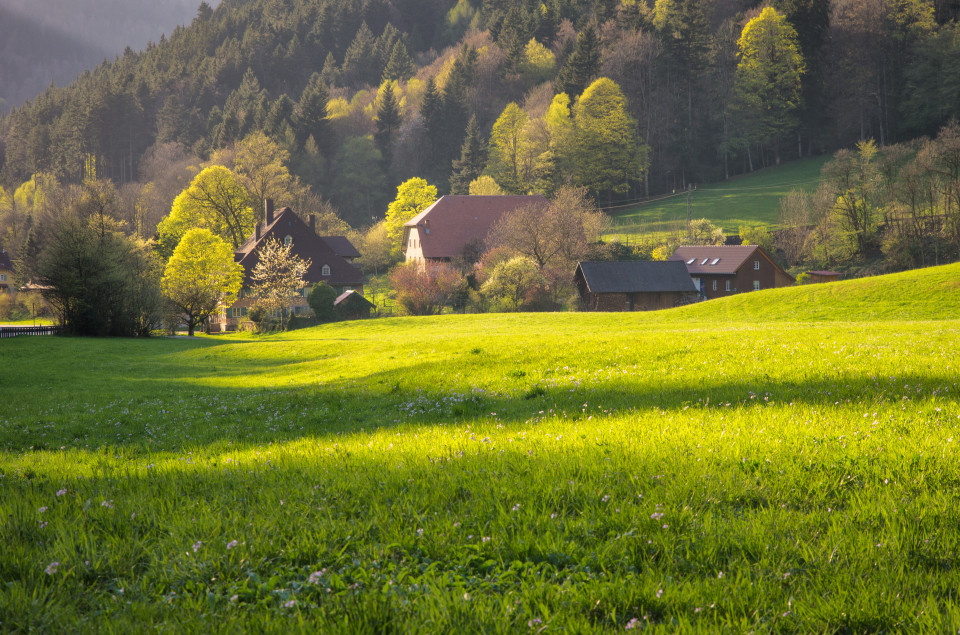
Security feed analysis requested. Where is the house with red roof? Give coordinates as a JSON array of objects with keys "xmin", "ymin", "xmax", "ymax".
[
  {"xmin": 402, "ymin": 195, "xmax": 547, "ymax": 264},
  {"xmin": 216, "ymin": 201, "xmax": 366, "ymax": 330},
  {"xmin": 669, "ymin": 245, "xmax": 793, "ymax": 299}
]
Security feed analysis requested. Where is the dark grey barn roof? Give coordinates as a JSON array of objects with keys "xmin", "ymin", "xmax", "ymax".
[{"xmin": 576, "ymin": 261, "xmax": 698, "ymax": 294}]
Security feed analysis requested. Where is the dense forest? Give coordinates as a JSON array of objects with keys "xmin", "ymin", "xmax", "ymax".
[{"xmin": 3, "ymin": 0, "xmax": 960, "ymax": 245}]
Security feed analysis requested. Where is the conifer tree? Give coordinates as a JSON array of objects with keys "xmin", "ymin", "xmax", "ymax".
[
  {"xmin": 374, "ymin": 81, "xmax": 402, "ymax": 168},
  {"xmin": 383, "ymin": 40, "xmax": 414, "ymax": 82},
  {"xmin": 449, "ymin": 115, "xmax": 486, "ymax": 194},
  {"xmin": 293, "ymin": 74, "xmax": 328, "ymax": 150},
  {"xmin": 555, "ymin": 26, "xmax": 600, "ymax": 99}
]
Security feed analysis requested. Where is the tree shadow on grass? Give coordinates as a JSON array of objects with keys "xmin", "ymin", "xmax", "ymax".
[{"xmin": 3, "ymin": 346, "xmax": 956, "ymax": 452}]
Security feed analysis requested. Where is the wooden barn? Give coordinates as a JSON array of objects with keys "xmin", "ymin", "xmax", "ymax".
[{"xmin": 575, "ymin": 261, "xmax": 699, "ymax": 311}]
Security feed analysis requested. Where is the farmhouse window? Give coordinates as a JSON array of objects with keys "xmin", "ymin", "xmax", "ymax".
[
  {"xmin": 712, "ymin": 280, "xmax": 717, "ymax": 291},
  {"xmin": 754, "ymin": 260, "xmax": 760, "ymax": 270},
  {"xmin": 284, "ymin": 235, "xmax": 293, "ymax": 247},
  {"xmin": 322, "ymin": 264, "xmax": 331, "ymax": 276},
  {"xmin": 725, "ymin": 281, "xmax": 731, "ymax": 292},
  {"xmin": 753, "ymin": 280, "xmax": 760, "ymax": 291},
  {"xmin": 0, "ymin": 274, "xmax": 5, "ymax": 281}
]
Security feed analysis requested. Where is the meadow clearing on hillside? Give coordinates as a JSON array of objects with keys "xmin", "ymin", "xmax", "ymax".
[
  {"xmin": 605, "ymin": 156, "xmax": 828, "ymax": 243},
  {"xmin": 3, "ymin": 268, "xmax": 960, "ymax": 631}
]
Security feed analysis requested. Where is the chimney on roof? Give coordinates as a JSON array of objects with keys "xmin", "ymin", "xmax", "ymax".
[
  {"xmin": 255, "ymin": 222, "xmax": 261, "ymax": 241},
  {"xmin": 265, "ymin": 198, "xmax": 275, "ymax": 224},
  {"xmin": 309, "ymin": 213, "xmax": 316, "ymax": 233}
]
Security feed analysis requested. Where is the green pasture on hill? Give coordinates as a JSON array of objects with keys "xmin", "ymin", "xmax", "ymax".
[
  {"xmin": 605, "ymin": 156, "xmax": 829, "ymax": 243},
  {"xmin": 3, "ymin": 264, "xmax": 960, "ymax": 631}
]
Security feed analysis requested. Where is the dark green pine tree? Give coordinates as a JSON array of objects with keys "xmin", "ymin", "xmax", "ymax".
[
  {"xmin": 319, "ymin": 52, "xmax": 341, "ymax": 88},
  {"xmin": 449, "ymin": 115, "xmax": 487, "ymax": 194},
  {"xmin": 374, "ymin": 85, "xmax": 402, "ymax": 168},
  {"xmin": 342, "ymin": 22, "xmax": 378, "ymax": 87},
  {"xmin": 293, "ymin": 73, "xmax": 329, "ymax": 150},
  {"xmin": 382, "ymin": 40, "xmax": 414, "ymax": 82},
  {"xmin": 439, "ymin": 61, "xmax": 469, "ymax": 168},
  {"xmin": 555, "ymin": 25, "xmax": 600, "ymax": 98},
  {"xmin": 420, "ymin": 76, "xmax": 444, "ymax": 141}
]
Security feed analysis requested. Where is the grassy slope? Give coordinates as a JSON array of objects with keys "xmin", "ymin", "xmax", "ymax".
[
  {"xmin": 605, "ymin": 156, "xmax": 828, "ymax": 241},
  {"xmin": 2, "ymin": 264, "xmax": 960, "ymax": 631}
]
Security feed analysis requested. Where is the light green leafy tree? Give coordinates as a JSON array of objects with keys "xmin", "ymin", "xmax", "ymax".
[
  {"xmin": 384, "ymin": 177, "xmax": 437, "ymax": 256},
  {"xmin": 469, "ymin": 175, "xmax": 504, "ymax": 195},
  {"xmin": 161, "ymin": 228, "xmax": 243, "ymax": 337},
  {"xmin": 729, "ymin": 7, "xmax": 805, "ymax": 166},
  {"xmin": 486, "ymin": 103, "xmax": 529, "ymax": 194},
  {"xmin": 233, "ymin": 131, "xmax": 301, "ymax": 222},
  {"xmin": 156, "ymin": 166, "xmax": 255, "ymax": 258},
  {"xmin": 570, "ymin": 78, "xmax": 649, "ymax": 201},
  {"xmin": 481, "ymin": 256, "xmax": 545, "ymax": 311}
]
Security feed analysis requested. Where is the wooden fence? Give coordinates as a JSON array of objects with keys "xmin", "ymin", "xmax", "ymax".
[{"xmin": 0, "ymin": 325, "xmax": 61, "ymax": 338}]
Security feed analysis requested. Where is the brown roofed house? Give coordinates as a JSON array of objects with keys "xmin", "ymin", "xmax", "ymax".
[
  {"xmin": 576, "ymin": 261, "xmax": 699, "ymax": 311},
  {"xmin": 669, "ymin": 245, "xmax": 794, "ymax": 299},
  {"xmin": 217, "ymin": 200, "xmax": 367, "ymax": 330},
  {"xmin": 402, "ymin": 194, "xmax": 547, "ymax": 264}
]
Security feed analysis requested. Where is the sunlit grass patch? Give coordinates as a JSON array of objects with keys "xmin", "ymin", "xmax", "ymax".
[{"xmin": 3, "ymin": 264, "xmax": 960, "ymax": 630}]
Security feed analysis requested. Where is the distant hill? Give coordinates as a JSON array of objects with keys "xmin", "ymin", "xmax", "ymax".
[{"xmin": 0, "ymin": 0, "xmax": 221, "ymax": 113}]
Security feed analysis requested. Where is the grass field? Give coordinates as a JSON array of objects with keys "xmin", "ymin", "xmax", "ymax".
[
  {"xmin": 3, "ymin": 263, "xmax": 960, "ymax": 631},
  {"xmin": 605, "ymin": 156, "xmax": 829, "ymax": 243}
]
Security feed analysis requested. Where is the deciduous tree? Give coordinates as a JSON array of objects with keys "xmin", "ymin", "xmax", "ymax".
[
  {"xmin": 384, "ymin": 177, "xmax": 437, "ymax": 255},
  {"xmin": 389, "ymin": 261, "xmax": 464, "ymax": 315},
  {"xmin": 156, "ymin": 166, "xmax": 255, "ymax": 258},
  {"xmin": 161, "ymin": 228, "xmax": 242, "ymax": 337},
  {"xmin": 249, "ymin": 237, "xmax": 311, "ymax": 330}
]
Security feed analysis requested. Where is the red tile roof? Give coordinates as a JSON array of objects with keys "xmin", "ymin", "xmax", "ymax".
[
  {"xmin": 668, "ymin": 245, "xmax": 761, "ymax": 275},
  {"xmin": 404, "ymin": 195, "xmax": 547, "ymax": 259}
]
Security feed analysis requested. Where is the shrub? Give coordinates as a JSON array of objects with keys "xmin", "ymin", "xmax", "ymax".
[{"xmin": 795, "ymin": 272, "xmax": 812, "ymax": 285}]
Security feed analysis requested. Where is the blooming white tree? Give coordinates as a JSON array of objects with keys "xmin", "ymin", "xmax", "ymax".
[{"xmin": 250, "ymin": 238, "xmax": 311, "ymax": 329}]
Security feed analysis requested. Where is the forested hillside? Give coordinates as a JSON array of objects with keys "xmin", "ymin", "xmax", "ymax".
[{"xmin": 2, "ymin": 0, "xmax": 960, "ymax": 236}]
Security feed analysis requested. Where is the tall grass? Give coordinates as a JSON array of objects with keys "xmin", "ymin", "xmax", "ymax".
[{"xmin": 2, "ymin": 264, "xmax": 960, "ymax": 631}]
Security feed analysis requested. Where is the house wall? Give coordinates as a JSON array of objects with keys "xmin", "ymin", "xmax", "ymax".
[
  {"xmin": 582, "ymin": 291, "xmax": 696, "ymax": 311},
  {"xmin": 403, "ymin": 227, "xmax": 425, "ymax": 264},
  {"xmin": 0, "ymin": 266, "xmax": 13, "ymax": 295},
  {"xmin": 698, "ymin": 255, "xmax": 788, "ymax": 299}
]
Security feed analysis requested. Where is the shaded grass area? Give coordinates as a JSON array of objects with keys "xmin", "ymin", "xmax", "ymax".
[
  {"xmin": 3, "ymin": 266, "xmax": 960, "ymax": 631},
  {"xmin": 605, "ymin": 156, "xmax": 828, "ymax": 241}
]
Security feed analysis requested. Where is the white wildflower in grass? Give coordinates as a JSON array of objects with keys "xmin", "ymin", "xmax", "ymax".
[
  {"xmin": 308, "ymin": 570, "xmax": 325, "ymax": 584},
  {"xmin": 230, "ymin": 595, "xmax": 239, "ymax": 603},
  {"xmin": 284, "ymin": 599, "xmax": 296, "ymax": 608},
  {"xmin": 718, "ymin": 571, "xmax": 724, "ymax": 578},
  {"xmin": 482, "ymin": 536, "xmax": 491, "ymax": 543},
  {"xmin": 512, "ymin": 504, "xmax": 520, "ymax": 512},
  {"xmin": 39, "ymin": 507, "xmax": 48, "ymax": 513},
  {"xmin": 45, "ymin": 561, "xmax": 59, "ymax": 575},
  {"xmin": 528, "ymin": 617, "xmax": 542, "ymax": 627},
  {"xmin": 656, "ymin": 589, "xmax": 663, "ymax": 599},
  {"xmin": 56, "ymin": 489, "xmax": 67, "ymax": 497},
  {"xmin": 101, "ymin": 500, "xmax": 113, "ymax": 509},
  {"xmin": 192, "ymin": 541, "xmax": 202, "ymax": 553},
  {"xmin": 625, "ymin": 618, "xmax": 640, "ymax": 630},
  {"xmin": 226, "ymin": 540, "xmax": 238, "ymax": 549}
]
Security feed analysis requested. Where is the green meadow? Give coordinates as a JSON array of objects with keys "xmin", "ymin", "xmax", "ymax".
[
  {"xmin": 3, "ymin": 264, "xmax": 960, "ymax": 632},
  {"xmin": 605, "ymin": 156, "xmax": 829, "ymax": 242}
]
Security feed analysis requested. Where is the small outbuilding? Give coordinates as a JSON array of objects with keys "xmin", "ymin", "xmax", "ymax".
[
  {"xmin": 334, "ymin": 289, "xmax": 375, "ymax": 320},
  {"xmin": 575, "ymin": 261, "xmax": 699, "ymax": 311},
  {"xmin": 808, "ymin": 270, "xmax": 841, "ymax": 283}
]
